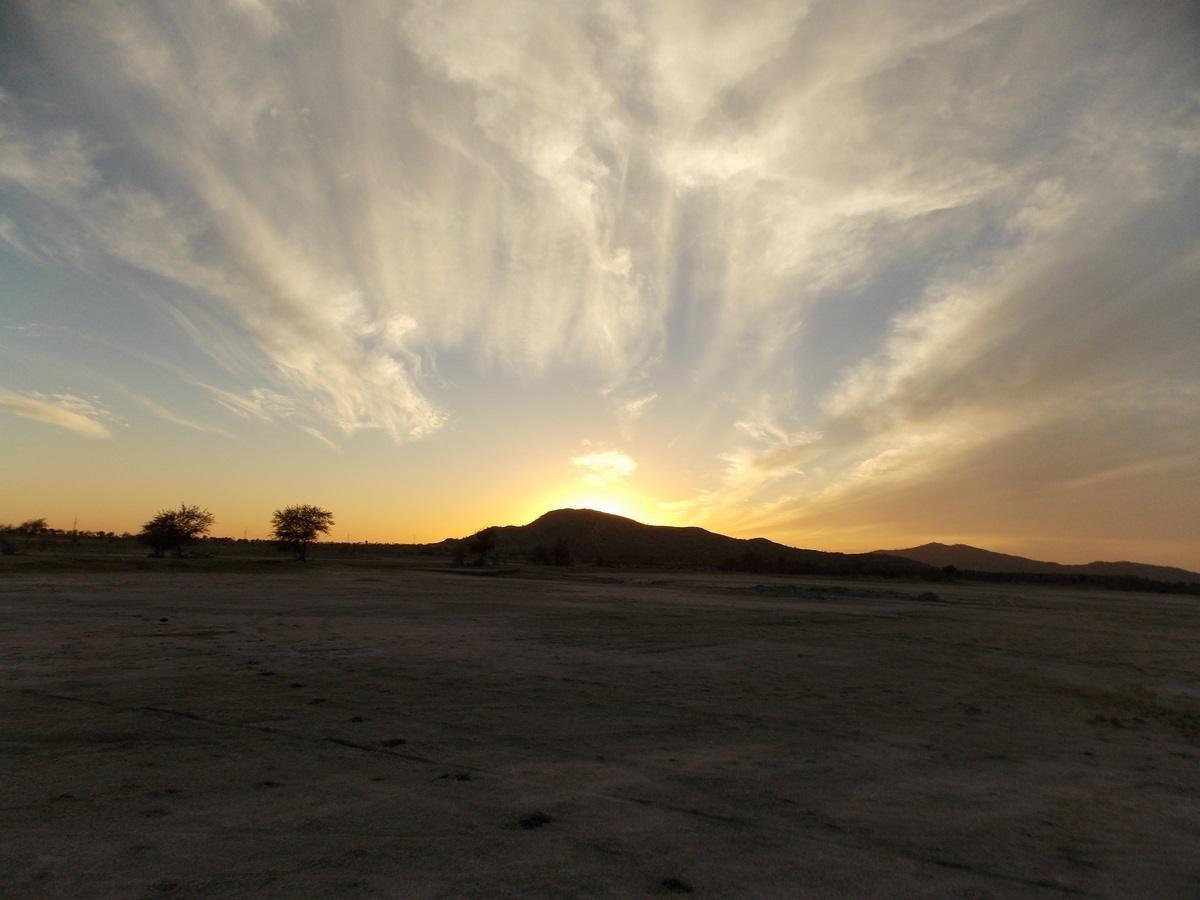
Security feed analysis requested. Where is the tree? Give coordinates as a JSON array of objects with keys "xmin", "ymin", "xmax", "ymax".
[
  {"xmin": 271, "ymin": 505, "xmax": 334, "ymax": 561},
  {"xmin": 18, "ymin": 518, "xmax": 48, "ymax": 537},
  {"xmin": 530, "ymin": 537, "xmax": 572, "ymax": 567},
  {"xmin": 139, "ymin": 505, "xmax": 214, "ymax": 557},
  {"xmin": 466, "ymin": 527, "xmax": 498, "ymax": 566}
]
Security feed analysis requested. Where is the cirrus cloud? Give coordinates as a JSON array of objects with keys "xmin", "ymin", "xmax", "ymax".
[{"xmin": 0, "ymin": 389, "xmax": 118, "ymax": 439}]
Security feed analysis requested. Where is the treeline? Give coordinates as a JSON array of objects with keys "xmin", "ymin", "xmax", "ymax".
[
  {"xmin": 0, "ymin": 518, "xmax": 124, "ymax": 539},
  {"xmin": 943, "ymin": 567, "xmax": 1200, "ymax": 596},
  {"xmin": 715, "ymin": 548, "xmax": 928, "ymax": 578},
  {"xmin": 3, "ymin": 504, "xmax": 336, "ymax": 562},
  {"xmin": 450, "ymin": 531, "xmax": 573, "ymax": 568},
  {"xmin": 448, "ymin": 528, "xmax": 573, "ymax": 567},
  {"xmin": 715, "ymin": 549, "xmax": 1200, "ymax": 594}
]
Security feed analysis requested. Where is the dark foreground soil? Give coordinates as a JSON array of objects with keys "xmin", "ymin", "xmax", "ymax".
[{"xmin": 2, "ymin": 568, "xmax": 1198, "ymax": 897}]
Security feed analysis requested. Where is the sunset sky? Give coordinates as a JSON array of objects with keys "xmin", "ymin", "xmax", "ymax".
[{"xmin": 2, "ymin": 1, "xmax": 1198, "ymax": 568}]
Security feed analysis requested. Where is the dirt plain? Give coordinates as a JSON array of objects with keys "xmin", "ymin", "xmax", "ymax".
[{"xmin": 2, "ymin": 564, "xmax": 1198, "ymax": 898}]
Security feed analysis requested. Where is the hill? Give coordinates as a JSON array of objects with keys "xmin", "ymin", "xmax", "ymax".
[
  {"xmin": 459, "ymin": 509, "xmax": 930, "ymax": 576},
  {"xmin": 878, "ymin": 542, "xmax": 1200, "ymax": 584}
]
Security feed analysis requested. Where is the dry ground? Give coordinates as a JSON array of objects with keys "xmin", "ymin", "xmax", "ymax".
[{"xmin": 2, "ymin": 566, "xmax": 1198, "ymax": 898}]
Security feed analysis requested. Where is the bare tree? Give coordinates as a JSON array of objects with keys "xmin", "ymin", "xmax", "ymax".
[{"xmin": 271, "ymin": 505, "xmax": 334, "ymax": 561}]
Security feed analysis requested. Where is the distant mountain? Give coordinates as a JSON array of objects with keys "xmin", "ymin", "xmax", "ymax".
[
  {"xmin": 877, "ymin": 542, "xmax": 1200, "ymax": 584},
  {"xmin": 463, "ymin": 509, "xmax": 930, "ymax": 576}
]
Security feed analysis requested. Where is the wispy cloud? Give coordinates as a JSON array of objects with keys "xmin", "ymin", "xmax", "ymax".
[
  {"xmin": 702, "ymin": 194, "xmax": 1200, "ymax": 553},
  {"xmin": 617, "ymin": 393, "xmax": 658, "ymax": 422},
  {"xmin": 2, "ymin": 321, "xmax": 46, "ymax": 337},
  {"xmin": 0, "ymin": 389, "xmax": 118, "ymax": 438},
  {"xmin": 123, "ymin": 391, "xmax": 229, "ymax": 437},
  {"xmin": 0, "ymin": 89, "xmax": 98, "ymax": 196},
  {"xmin": 301, "ymin": 425, "xmax": 340, "ymax": 451},
  {"xmin": 0, "ymin": 215, "xmax": 38, "ymax": 259},
  {"xmin": 6, "ymin": 4, "xmax": 1196, "ymax": 439},
  {"xmin": 202, "ymin": 384, "xmax": 296, "ymax": 422}
]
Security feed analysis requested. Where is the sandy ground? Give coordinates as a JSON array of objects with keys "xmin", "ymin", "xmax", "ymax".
[{"xmin": 2, "ymin": 566, "xmax": 1198, "ymax": 898}]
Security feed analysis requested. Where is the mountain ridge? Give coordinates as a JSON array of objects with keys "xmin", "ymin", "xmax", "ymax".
[
  {"xmin": 876, "ymin": 541, "xmax": 1200, "ymax": 583},
  {"xmin": 460, "ymin": 508, "xmax": 929, "ymax": 576},
  {"xmin": 447, "ymin": 509, "xmax": 1198, "ymax": 585}
]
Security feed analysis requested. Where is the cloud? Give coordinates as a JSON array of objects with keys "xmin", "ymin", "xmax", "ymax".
[
  {"xmin": 714, "ymin": 184, "xmax": 1200, "ymax": 556},
  {"xmin": 0, "ymin": 389, "xmax": 117, "ymax": 438},
  {"xmin": 0, "ymin": 89, "xmax": 98, "ymax": 196},
  {"xmin": 618, "ymin": 393, "xmax": 658, "ymax": 421},
  {"xmin": 121, "ymin": 390, "xmax": 229, "ymax": 436},
  {"xmin": 747, "ymin": 404, "xmax": 1200, "ymax": 565},
  {"xmin": 2, "ymin": 321, "xmax": 45, "ymax": 336},
  {"xmin": 301, "ymin": 426, "xmax": 340, "ymax": 451},
  {"xmin": 0, "ymin": 215, "xmax": 37, "ymax": 259},
  {"xmin": 572, "ymin": 447, "xmax": 638, "ymax": 487},
  {"xmin": 202, "ymin": 384, "xmax": 296, "ymax": 422},
  {"xmin": 7, "ymin": 4, "xmax": 1196, "ymax": 431},
  {"xmin": 2, "ymin": 2, "xmax": 691, "ymax": 442},
  {"xmin": 612, "ymin": 391, "xmax": 658, "ymax": 438}
]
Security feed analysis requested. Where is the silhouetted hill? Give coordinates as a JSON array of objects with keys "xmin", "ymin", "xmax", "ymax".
[
  {"xmin": 462, "ymin": 509, "xmax": 931, "ymax": 576},
  {"xmin": 879, "ymin": 542, "xmax": 1199, "ymax": 584}
]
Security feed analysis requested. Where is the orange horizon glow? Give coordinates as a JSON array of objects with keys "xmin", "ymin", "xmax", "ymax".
[{"xmin": 6, "ymin": 489, "xmax": 1199, "ymax": 575}]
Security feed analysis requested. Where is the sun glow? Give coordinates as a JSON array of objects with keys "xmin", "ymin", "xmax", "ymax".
[
  {"xmin": 522, "ymin": 488, "xmax": 657, "ymax": 526},
  {"xmin": 561, "ymin": 494, "xmax": 641, "ymax": 520}
]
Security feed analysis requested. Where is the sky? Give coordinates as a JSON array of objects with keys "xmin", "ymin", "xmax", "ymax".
[{"xmin": 1, "ymin": 1, "xmax": 1198, "ymax": 569}]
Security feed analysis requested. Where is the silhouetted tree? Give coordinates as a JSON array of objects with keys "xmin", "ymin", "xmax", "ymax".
[
  {"xmin": 718, "ymin": 550, "xmax": 767, "ymax": 573},
  {"xmin": 466, "ymin": 527, "xmax": 498, "ymax": 566},
  {"xmin": 529, "ymin": 539, "xmax": 571, "ymax": 566},
  {"xmin": 139, "ymin": 505, "xmax": 214, "ymax": 557},
  {"xmin": 18, "ymin": 518, "xmax": 48, "ymax": 537},
  {"xmin": 272, "ymin": 505, "xmax": 334, "ymax": 561}
]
